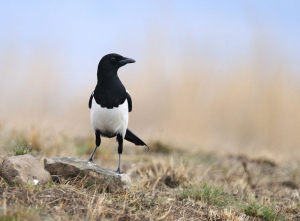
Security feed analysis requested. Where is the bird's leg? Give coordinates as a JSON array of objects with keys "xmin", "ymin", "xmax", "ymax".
[
  {"xmin": 116, "ymin": 154, "xmax": 122, "ymax": 173},
  {"xmin": 88, "ymin": 130, "xmax": 101, "ymax": 163},
  {"xmin": 88, "ymin": 146, "xmax": 98, "ymax": 163},
  {"xmin": 116, "ymin": 134, "xmax": 123, "ymax": 174}
]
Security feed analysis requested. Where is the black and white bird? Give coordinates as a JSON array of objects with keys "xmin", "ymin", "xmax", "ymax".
[{"xmin": 88, "ymin": 53, "xmax": 148, "ymax": 173}]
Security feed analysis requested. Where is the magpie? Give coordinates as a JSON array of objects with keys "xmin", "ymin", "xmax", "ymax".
[{"xmin": 88, "ymin": 53, "xmax": 148, "ymax": 173}]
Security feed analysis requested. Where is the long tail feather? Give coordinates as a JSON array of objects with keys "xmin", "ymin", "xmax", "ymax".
[{"xmin": 124, "ymin": 128, "xmax": 149, "ymax": 149}]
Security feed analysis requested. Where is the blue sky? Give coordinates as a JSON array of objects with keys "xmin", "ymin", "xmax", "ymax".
[{"xmin": 0, "ymin": 1, "xmax": 299, "ymax": 85}]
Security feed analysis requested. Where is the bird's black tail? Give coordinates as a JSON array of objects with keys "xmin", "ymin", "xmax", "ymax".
[{"xmin": 124, "ymin": 128, "xmax": 149, "ymax": 149}]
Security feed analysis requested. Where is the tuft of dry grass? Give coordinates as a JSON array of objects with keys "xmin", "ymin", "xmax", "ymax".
[
  {"xmin": 132, "ymin": 157, "xmax": 192, "ymax": 189},
  {"xmin": 5, "ymin": 140, "xmax": 36, "ymax": 157}
]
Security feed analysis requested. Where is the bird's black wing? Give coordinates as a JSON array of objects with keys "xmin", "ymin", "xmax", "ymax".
[
  {"xmin": 89, "ymin": 92, "xmax": 94, "ymax": 109},
  {"xmin": 126, "ymin": 91, "xmax": 132, "ymax": 112}
]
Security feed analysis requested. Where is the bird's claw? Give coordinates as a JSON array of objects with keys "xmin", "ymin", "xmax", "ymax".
[{"xmin": 116, "ymin": 168, "xmax": 123, "ymax": 174}]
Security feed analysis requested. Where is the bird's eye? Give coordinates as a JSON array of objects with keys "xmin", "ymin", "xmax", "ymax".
[{"xmin": 111, "ymin": 57, "xmax": 115, "ymax": 62}]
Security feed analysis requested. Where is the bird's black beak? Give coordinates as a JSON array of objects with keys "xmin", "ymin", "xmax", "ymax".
[{"xmin": 118, "ymin": 57, "xmax": 135, "ymax": 65}]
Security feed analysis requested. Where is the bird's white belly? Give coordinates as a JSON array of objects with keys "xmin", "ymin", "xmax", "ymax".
[{"xmin": 91, "ymin": 98, "xmax": 128, "ymax": 138}]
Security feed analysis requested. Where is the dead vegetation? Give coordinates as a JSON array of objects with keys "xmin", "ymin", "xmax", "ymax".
[{"xmin": 0, "ymin": 132, "xmax": 300, "ymax": 220}]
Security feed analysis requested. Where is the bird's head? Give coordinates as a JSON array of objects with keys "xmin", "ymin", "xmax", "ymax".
[{"xmin": 97, "ymin": 53, "xmax": 135, "ymax": 79}]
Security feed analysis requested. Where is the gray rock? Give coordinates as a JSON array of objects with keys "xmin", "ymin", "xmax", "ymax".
[
  {"xmin": 44, "ymin": 157, "xmax": 131, "ymax": 192},
  {"xmin": 0, "ymin": 154, "xmax": 9, "ymax": 165},
  {"xmin": 0, "ymin": 154, "xmax": 9, "ymax": 164},
  {"xmin": 0, "ymin": 154, "xmax": 9, "ymax": 174},
  {"xmin": 1, "ymin": 154, "xmax": 50, "ymax": 186}
]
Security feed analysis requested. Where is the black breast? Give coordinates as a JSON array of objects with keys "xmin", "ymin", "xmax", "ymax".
[{"xmin": 93, "ymin": 77, "xmax": 127, "ymax": 109}]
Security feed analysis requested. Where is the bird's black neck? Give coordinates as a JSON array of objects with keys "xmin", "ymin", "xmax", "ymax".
[{"xmin": 97, "ymin": 73, "xmax": 120, "ymax": 85}]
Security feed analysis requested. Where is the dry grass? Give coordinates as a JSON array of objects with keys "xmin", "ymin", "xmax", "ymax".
[
  {"xmin": 1, "ymin": 40, "xmax": 300, "ymax": 158},
  {"xmin": 0, "ymin": 131, "xmax": 300, "ymax": 220}
]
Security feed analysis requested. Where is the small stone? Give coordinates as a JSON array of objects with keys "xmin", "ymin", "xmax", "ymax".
[
  {"xmin": 1, "ymin": 154, "xmax": 50, "ymax": 186},
  {"xmin": 44, "ymin": 157, "xmax": 131, "ymax": 192},
  {"xmin": 33, "ymin": 179, "xmax": 39, "ymax": 185}
]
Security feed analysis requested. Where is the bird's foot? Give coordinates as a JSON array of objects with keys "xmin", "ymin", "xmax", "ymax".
[
  {"xmin": 115, "ymin": 168, "xmax": 123, "ymax": 174},
  {"xmin": 88, "ymin": 158, "xmax": 94, "ymax": 163}
]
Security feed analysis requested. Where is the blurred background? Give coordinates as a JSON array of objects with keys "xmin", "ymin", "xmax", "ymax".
[{"xmin": 0, "ymin": 1, "xmax": 300, "ymax": 158}]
